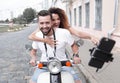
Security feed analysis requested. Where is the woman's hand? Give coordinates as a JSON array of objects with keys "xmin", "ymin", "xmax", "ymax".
[
  {"xmin": 44, "ymin": 37, "xmax": 58, "ymax": 47},
  {"xmin": 90, "ymin": 36, "xmax": 99, "ymax": 45}
]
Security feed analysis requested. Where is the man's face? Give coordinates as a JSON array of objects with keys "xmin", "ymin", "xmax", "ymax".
[{"xmin": 38, "ymin": 15, "xmax": 52, "ymax": 35}]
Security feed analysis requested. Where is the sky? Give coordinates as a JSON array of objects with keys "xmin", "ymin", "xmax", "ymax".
[{"xmin": 0, "ymin": 0, "xmax": 43, "ymax": 20}]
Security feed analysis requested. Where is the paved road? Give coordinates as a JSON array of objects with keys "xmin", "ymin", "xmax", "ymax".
[
  {"xmin": 0, "ymin": 24, "xmax": 36, "ymax": 83},
  {"xmin": 0, "ymin": 24, "xmax": 87, "ymax": 83}
]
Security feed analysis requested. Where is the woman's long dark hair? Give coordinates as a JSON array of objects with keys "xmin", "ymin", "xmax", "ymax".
[{"xmin": 48, "ymin": 7, "xmax": 70, "ymax": 29}]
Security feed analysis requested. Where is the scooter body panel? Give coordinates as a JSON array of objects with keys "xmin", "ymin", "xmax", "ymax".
[
  {"xmin": 37, "ymin": 72, "xmax": 75, "ymax": 83},
  {"xmin": 61, "ymin": 72, "xmax": 75, "ymax": 83}
]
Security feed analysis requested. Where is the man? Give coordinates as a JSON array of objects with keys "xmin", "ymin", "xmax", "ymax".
[{"xmin": 29, "ymin": 10, "xmax": 81, "ymax": 83}]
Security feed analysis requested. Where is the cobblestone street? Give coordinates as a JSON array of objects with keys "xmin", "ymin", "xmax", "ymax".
[{"xmin": 0, "ymin": 24, "xmax": 36, "ymax": 83}]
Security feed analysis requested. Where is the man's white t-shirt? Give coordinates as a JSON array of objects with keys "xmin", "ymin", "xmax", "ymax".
[{"xmin": 32, "ymin": 28, "xmax": 74, "ymax": 62}]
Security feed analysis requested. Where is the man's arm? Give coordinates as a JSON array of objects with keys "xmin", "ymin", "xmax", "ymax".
[
  {"xmin": 29, "ymin": 49, "xmax": 37, "ymax": 66},
  {"xmin": 71, "ymin": 42, "xmax": 81, "ymax": 64},
  {"xmin": 71, "ymin": 42, "xmax": 79, "ymax": 54},
  {"xmin": 64, "ymin": 29, "xmax": 81, "ymax": 64}
]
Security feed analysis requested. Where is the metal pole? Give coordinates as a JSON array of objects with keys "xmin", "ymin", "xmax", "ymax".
[
  {"xmin": 108, "ymin": 0, "xmax": 119, "ymax": 38},
  {"xmin": 113, "ymin": 0, "xmax": 119, "ymax": 28}
]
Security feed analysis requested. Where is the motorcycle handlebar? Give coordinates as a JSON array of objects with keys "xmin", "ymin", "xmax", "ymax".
[{"xmin": 36, "ymin": 60, "xmax": 73, "ymax": 68}]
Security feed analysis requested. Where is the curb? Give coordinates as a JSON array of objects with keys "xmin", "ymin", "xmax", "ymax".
[{"xmin": 78, "ymin": 64, "xmax": 99, "ymax": 83}]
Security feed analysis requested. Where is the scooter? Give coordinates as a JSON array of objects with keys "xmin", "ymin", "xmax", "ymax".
[
  {"xmin": 25, "ymin": 39, "xmax": 85, "ymax": 83},
  {"xmin": 36, "ymin": 57, "xmax": 75, "ymax": 83},
  {"xmin": 36, "ymin": 39, "xmax": 85, "ymax": 83}
]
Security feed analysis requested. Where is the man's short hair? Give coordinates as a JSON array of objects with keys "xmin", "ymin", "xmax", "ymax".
[{"xmin": 37, "ymin": 10, "xmax": 52, "ymax": 20}]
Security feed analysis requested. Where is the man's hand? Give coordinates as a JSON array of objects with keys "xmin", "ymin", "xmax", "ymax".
[
  {"xmin": 29, "ymin": 58, "xmax": 36, "ymax": 66},
  {"xmin": 73, "ymin": 56, "xmax": 81, "ymax": 64}
]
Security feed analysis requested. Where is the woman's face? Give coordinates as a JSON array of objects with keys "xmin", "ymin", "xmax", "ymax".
[{"xmin": 52, "ymin": 13, "xmax": 60, "ymax": 28}]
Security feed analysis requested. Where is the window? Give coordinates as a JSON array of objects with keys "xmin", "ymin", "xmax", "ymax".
[
  {"xmin": 79, "ymin": 6, "xmax": 82, "ymax": 26},
  {"xmin": 95, "ymin": 0, "xmax": 102, "ymax": 30},
  {"xmin": 85, "ymin": 2, "xmax": 90, "ymax": 28},
  {"xmin": 74, "ymin": 8, "xmax": 77, "ymax": 25},
  {"xmin": 69, "ymin": 9, "xmax": 72, "ymax": 25},
  {"xmin": 113, "ymin": 0, "xmax": 119, "ymax": 28}
]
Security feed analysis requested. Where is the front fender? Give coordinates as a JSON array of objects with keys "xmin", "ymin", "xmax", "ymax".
[{"xmin": 37, "ymin": 72, "xmax": 75, "ymax": 83}]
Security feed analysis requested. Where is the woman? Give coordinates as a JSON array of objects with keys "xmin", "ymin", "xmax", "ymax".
[{"xmin": 28, "ymin": 7, "xmax": 98, "ymax": 46}]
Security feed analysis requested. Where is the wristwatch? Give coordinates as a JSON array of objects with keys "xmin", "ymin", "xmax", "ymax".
[{"xmin": 73, "ymin": 53, "xmax": 79, "ymax": 57}]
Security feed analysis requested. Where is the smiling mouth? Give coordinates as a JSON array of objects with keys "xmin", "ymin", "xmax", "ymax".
[
  {"xmin": 54, "ymin": 24, "xmax": 59, "ymax": 27},
  {"xmin": 42, "ymin": 28, "xmax": 48, "ymax": 32},
  {"xmin": 40, "ymin": 27, "xmax": 52, "ymax": 35},
  {"xmin": 41, "ymin": 27, "xmax": 49, "ymax": 31}
]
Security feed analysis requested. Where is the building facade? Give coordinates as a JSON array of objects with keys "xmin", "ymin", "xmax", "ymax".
[
  {"xmin": 50, "ymin": 1, "xmax": 120, "ymax": 83},
  {"xmin": 53, "ymin": 0, "xmax": 120, "ymax": 47}
]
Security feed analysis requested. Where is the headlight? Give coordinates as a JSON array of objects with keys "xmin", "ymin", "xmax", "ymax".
[{"xmin": 47, "ymin": 58, "xmax": 61, "ymax": 74}]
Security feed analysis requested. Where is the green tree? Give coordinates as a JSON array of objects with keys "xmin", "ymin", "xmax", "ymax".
[
  {"xmin": 23, "ymin": 8, "xmax": 36, "ymax": 23},
  {"xmin": 13, "ymin": 15, "xmax": 25, "ymax": 24},
  {"xmin": 5, "ymin": 19, "xmax": 9, "ymax": 23}
]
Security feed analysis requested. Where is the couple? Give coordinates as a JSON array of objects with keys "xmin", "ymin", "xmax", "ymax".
[{"xmin": 29, "ymin": 8, "xmax": 98, "ymax": 83}]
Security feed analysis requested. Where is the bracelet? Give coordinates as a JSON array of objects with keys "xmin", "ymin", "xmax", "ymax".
[{"xmin": 73, "ymin": 53, "xmax": 79, "ymax": 57}]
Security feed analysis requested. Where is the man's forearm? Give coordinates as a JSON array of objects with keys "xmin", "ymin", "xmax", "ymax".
[
  {"xmin": 30, "ymin": 49, "xmax": 37, "ymax": 60},
  {"xmin": 71, "ymin": 43, "xmax": 79, "ymax": 54}
]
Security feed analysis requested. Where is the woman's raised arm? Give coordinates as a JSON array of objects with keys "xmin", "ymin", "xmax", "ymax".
[{"xmin": 68, "ymin": 27, "xmax": 99, "ymax": 44}]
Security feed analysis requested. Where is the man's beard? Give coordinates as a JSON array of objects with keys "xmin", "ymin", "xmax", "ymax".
[{"xmin": 40, "ymin": 27, "xmax": 52, "ymax": 35}]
